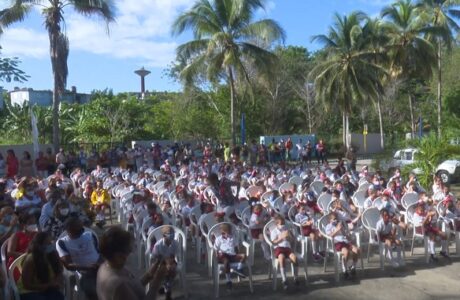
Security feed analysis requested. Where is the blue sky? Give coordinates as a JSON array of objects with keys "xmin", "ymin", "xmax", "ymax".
[{"xmin": 0, "ymin": 0, "xmax": 391, "ymax": 94}]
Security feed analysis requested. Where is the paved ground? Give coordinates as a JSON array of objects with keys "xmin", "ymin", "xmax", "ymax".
[{"xmin": 126, "ymin": 238, "xmax": 460, "ymax": 300}]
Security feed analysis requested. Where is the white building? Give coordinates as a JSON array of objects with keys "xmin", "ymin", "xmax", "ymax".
[{"xmin": 9, "ymin": 86, "xmax": 91, "ymax": 107}]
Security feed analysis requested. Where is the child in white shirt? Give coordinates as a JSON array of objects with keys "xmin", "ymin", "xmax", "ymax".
[
  {"xmin": 376, "ymin": 209, "xmax": 404, "ymax": 267},
  {"xmin": 325, "ymin": 212, "xmax": 360, "ymax": 279},
  {"xmin": 413, "ymin": 203, "xmax": 449, "ymax": 261},
  {"xmin": 295, "ymin": 204, "xmax": 322, "ymax": 261},
  {"xmin": 214, "ymin": 223, "xmax": 246, "ymax": 290},
  {"xmin": 249, "ymin": 204, "xmax": 270, "ymax": 260},
  {"xmin": 270, "ymin": 214, "xmax": 298, "ymax": 290}
]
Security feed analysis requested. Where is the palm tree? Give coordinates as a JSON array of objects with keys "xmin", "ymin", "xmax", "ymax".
[
  {"xmin": 417, "ymin": 0, "xmax": 460, "ymax": 138},
  {"xmin": 0, "ymin": 0, "xmax": 115, "ymax": 152},
  {"xmin": 310, "ymin": 12, "xmax": 387, "ymax": 147},
  {"xmin": 381, "ymin": 0, "xmax": 437, "ymax": 139},
  {"xmin": 172, "ymin": 0, "xmax": 285, "ymax": 145},
  {"xmin": 361, "ymin": 17, "xmax": 390, "ymax": 149}
]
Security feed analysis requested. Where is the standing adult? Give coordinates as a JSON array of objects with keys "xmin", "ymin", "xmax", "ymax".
[
  {"xmin": 316, "ymin": 139, "xmax": 327, "ymax": 165},
  {"xmin": 20, "ymin": 151, "xmax": 34, "ymax": 177},
  {"xmin": 45, "ymin": 148, "xmax": 55, "ymax": 176},
  {"xmin": 55, "ymin": 148, "xmax": 67, "ymax": 175},
  {"xmin": 35, "ymin": 151, "xmax": 49, "ymax": 178},
  {"xmin": 6, "ymin": 149, "xmax": 19, "ymax": 179},
  {"xmin": 285, "ymin": 137, "xmax": 293, "ymax": 161}
]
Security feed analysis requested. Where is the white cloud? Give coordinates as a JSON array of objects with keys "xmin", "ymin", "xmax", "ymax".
[
  {"xmin": 0, "ymin": 0, "xmax": 195, "ymax": 67},
  {"xmin": 0, "ymin": 28, "xmax": 48, "ymax": 58}
]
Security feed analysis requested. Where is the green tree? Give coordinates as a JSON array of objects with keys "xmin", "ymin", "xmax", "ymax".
[
  {"xmin": 417, "ymin": 0, "xmax": 460, "ymax": 138},
  {"xmin": 310, "ymin": 12, "xmax": 387, "ymax": 147},
  {"xmin": 381, "ymin": 0, "xmax": 437, "ymax": 138},
  {"xmin": 172, "ymin": 0, "xmax": 285, "ymax": 145},
  {"xmin": 0, "ymin": 0, "xmax": 115, "ymax": 151}
]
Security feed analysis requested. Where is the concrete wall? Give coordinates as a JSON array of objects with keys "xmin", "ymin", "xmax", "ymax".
[{"xmin": 348, "ymin": 133, "xmax": 383, "ymax": 154}]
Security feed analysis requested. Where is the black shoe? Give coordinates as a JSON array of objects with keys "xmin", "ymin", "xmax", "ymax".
[
  {"xmin": 165, "ymin": 291, "xmax": 172, "ymax": 300},
  {"xmin": 233, "ymin": 268, "xmax": 247, "ymax": 278},
  {"xmin": 344, "ymin": 271, "xmax": 350, "ymax": 279},
  {"xmin": 440, "ymin": 251, "xmax": 450, "ymax": 259},
  {"xmin": 430, "ymin": 254, "xmax": 439, "ymax": 263},
  {"xmin": 158, "ymin": 286, "xmax": 165, "ymax": 294},
  {"xmin": 282, "ymin": 281, "xmax": 288, "ymax": 290},
  {"xmin": 226, "ymin": 281, "xmax": 233, "ymax": 290},
  {"xmin": 349, "ymin": 266, "xmax": 356, "ymax": 276}
]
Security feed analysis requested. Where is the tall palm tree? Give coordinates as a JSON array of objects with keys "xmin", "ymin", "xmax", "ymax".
[
  {"xmin": 310, "ymin": 12, "xmax": 387, "ymax": 147},
  {"xmin": 381, "ymin": 0, "xmax": 438, "ymax": 138},
  {"xmin": 172, "ymin": 0, "xmax": 285, "ymax": 145},
  {"xmin": 361, "ymin": 17, "xmax": 390, "ymax": 150},
  {"xmin": 417, "ymin": 0, "xmax": 460, "ymax": 138},
  {"xmin": 0, "ymin": 0, "xmax": 115, "ymax": 151}
]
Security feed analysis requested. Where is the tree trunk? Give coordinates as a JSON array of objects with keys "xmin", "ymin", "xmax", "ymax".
[
  {"xmin": 342, "ymin": 111, "xmax": 346, "ymax": 146},
  {"xmin": 50, "ymin": 32, "xmax": 61, "ymax": 153},
  {"xmin": 306, "ymin": 84, "xmax": 312, "ymax": 134},
  {"xmin": 228, "ymin": 67, "xmax": 236, "ymax": 146},
  {"xmin": 345, "ymin": 112, "xmax": 350, "ymax": 148},
  {"xmin": 377, "ymin": 95, "xmax": 384, "ymax": 150},
  {"xmin": 437, "ymin": 41, "xmax": 442, "ymax": 138},
  {"xmin": 408, "ymin": 94, "xmax": 415, "ymax": 139}
]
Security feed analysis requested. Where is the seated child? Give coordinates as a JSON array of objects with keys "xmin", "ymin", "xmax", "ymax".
[
  {"xmin": 249, "ymin": 203, "xmax": 270, "ymax": 260},
  {"xmin": 295, "ymin": 204, "xmax": 322, "ymax": 261},
  {"xmin": 376, "ymin": 208, "xmax": 404, "ymax": 267},
  {"xmin": 213, "ymin": 223, "xmax": 246, "ymax": 290},
  {"xmin": 413, "ymin": 202, "xmax": 449, "ymax": 261},
  {"xmin": 152, "ymin": 226, "xmax": 179, "ymax": 300},
  {"xmin": 270, "ymin": 214, "xmax": 298, "ymax": 290},
  {"xmin": 325, "ymin": 212, "xmax": 360, "ymax": 279}
]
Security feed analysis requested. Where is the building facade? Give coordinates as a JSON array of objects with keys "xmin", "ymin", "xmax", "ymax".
[{"xmin": 9, "ymin": 86, "xmax": 91, "ymax": 107}]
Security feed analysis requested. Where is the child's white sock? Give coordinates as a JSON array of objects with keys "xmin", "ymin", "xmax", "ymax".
[
  {"xmin": 341, "ymin": 258, "xmax": 347, "ymax": 272},
  {"xmin": 225, "ymin": 273, "xmax": 231, "ymax": 282},
  {"xmin": 311, "ymin": 240, "xmax": 318, "ymax": 254},
  {"xmin": 428, "ymin": 240, "xmax": 436, "ymax": 255},
  {"xmin": 280, "ymin": 267, "xmax": 287, "ymax": 282},
  {"xmin": 386, "ymin": 245, "xmax": 394, "ymax": 260},
  {"xmin": 237, "ymin": 262, "xmax": 244, "ymax": 270},
  {"xmin": 293, "ymin": 265, "xmax": 298, "ymax": 279}
]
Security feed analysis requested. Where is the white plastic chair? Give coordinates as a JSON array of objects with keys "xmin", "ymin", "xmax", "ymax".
[
  {"xmin": 207, "ymin": 222, "xmax": 253, "ymax": 298},
  {"xmin": 361, "ymin": 207, "xmax": 386, "ymax": 268},
  {"xmin": 436, "ymin": 201, "xmax": 460, "ymax": 255},
  {"xmin": 309, "ymin": 181, "xmax": 324, "ymax": 197},
  {"xmin": 8, "ymin": 254, "xmax": 26, "ymax": 300},
  {"xmin": 263, "ymin": 220, "xmax": 308, "ymax": 290},
  {"xmin": 317, "ymin": 214, "xmax": 363, "ymax": 282},
  {"xmin": 289, "ymin": 176, "xmax": 303, "ymax": 187},
  {"xmin": 144, "ymin": 225, "xmax": 188, "ymax": 298},
  {"xmin": 1, "ymin": 239, "xmax": 11, "ymax": 300},
  {"xmin": 317, "ymin": 193, "xmax": 333, "ymax": 213},
  {"xmin": 199, "ymin": 213, "xmax": 219, "ymax": 276},
  {"xmin": 352, "ymin": 190, "xmax": 367, "ymax": 213},
  {"xmin": 357, "ymin": 182, "xmax": 371, "ymax": 192},
  {"xmin": 406, "ymin": 203, "xmax": 430, "ymax": 263}
]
